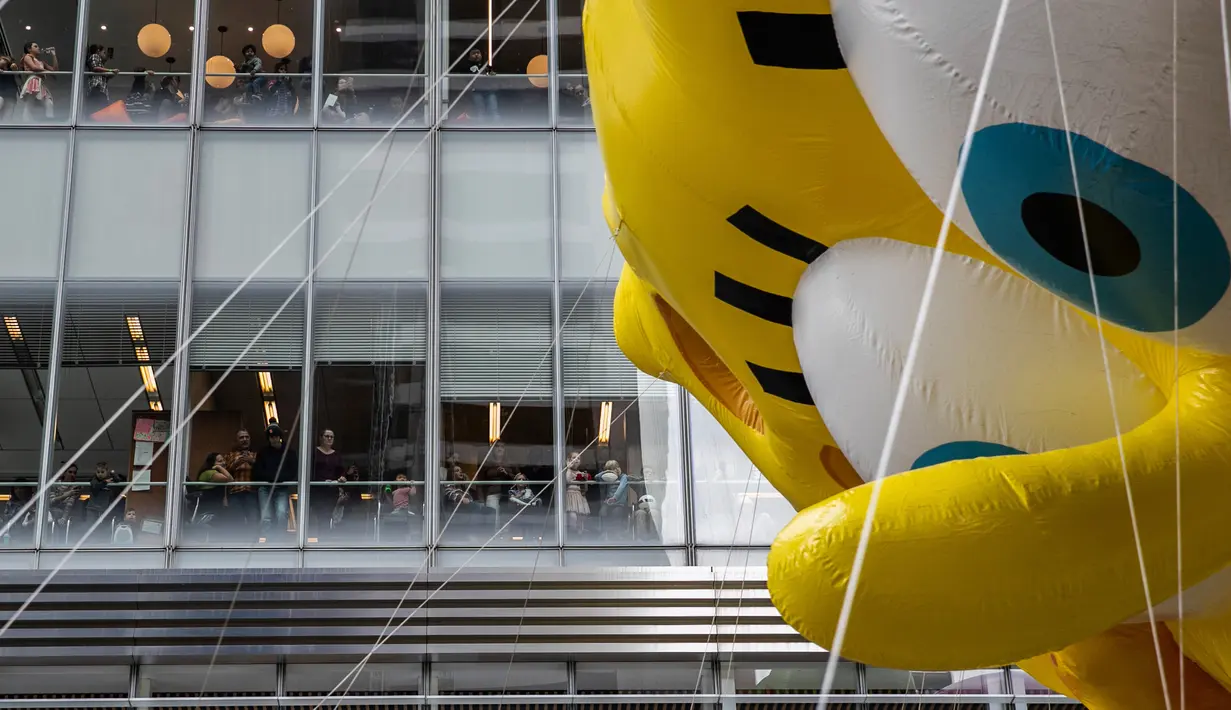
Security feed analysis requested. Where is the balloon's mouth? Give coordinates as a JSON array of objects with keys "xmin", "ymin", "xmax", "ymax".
[{"xmin": 652, "ymin": 294, "xmax": 766, "ymax": 435}]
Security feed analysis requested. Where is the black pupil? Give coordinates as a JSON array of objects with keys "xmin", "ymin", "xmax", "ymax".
[{"xmin": 1020, "ymin": 192, "xmax": 1141, "ymax": 277}]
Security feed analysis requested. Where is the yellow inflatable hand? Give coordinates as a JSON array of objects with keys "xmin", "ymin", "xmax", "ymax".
[{"xmin": 587, "ymin": 1, "xmax": 1231, "ymax": 707}]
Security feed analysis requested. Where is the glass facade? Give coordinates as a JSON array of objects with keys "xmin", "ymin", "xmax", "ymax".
[{"xmin": 0, "ymin": 0, "xmax": 797, "ymax": 567}]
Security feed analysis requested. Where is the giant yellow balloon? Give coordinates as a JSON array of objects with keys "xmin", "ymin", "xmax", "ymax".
[{"xmin": 585, "ymin": 1, "xmax": 1231, "ymax": 708}]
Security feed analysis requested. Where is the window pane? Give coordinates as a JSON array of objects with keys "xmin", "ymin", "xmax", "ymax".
[
  {"xmin": 562, "ymin": 548, "xmax": 686, "ymax": 566},
  {"xmin": 561, "ymin": 285, "xmax": 685, "ymax": 546},
  {"xmin": 689, "ymin": 397, "xmax": 797, "ymax": 546},
  {"xmin": 696, "ymin": 548, "xmax": 770, "ymax": 567},
  {"xmin": 445, "ymin": 0, "xmax": 550, "ymax": 128},
  {"xmin": 182, "ymin": 283, "xmax": 304, "ymax": 547},
  {"xmin": 47, "ymin": 282, "xmax": 178, "ymax": 549},
  {"xmin": 432, "ymin": 662, "xmax": 567, "ymax": 695},
  {"xmin": 80, "ymin": 0, "xmax": 194, "ymax": 125},
  {"xmin": 316, "ymin": 132, "xmax": 430, "ymax": 279},
  {"xmin": 0, "ymin": 664, "xmax": 129, "ymax": 697},
  {"xmin": 322, "ymin": 0, "xmax": 429, "ymax": 127},
  {"xmin": 286, "ymin": 662, "xmax": 422, "ymax": 695},
  {"xmin": 0, "ymin": 130, "xmax": 68, "ymax": 277},
  {"xmin": 68, "ymin": 131, "xmax": 188, "ymax": 278},
  {"xmin": 865, "ymin": 667, "xmax": 1003, "ymax": 695},
  {"xmin": 558, "ymin": 74, "xmax": 592, "ymax": 127},
  {"xmin": 194, "ymin": 132, "xmax": 311, "ymax": 279},
  {"xmin": 439, "ymin": 284, "xmax": 556, "ymax": 547},
  {"xmin": 577, "ymin": 662, "xmax": 713, "ymax": 694},
  {"xmin": 202, "ymin": 0, "xmax": 313, "ymax": 126},
  {"xmin": 559, "ymin": 133, "xmax": 621, "ymax": 278},
  {"xmin": 556, "ymin": 0, "xmax": 585, "ymax": 72},
  {"xmin": 0, "ymin": 283, "xmax": 54, "ymax": 549},
  {"xmin": 0, "ymin": 0, "xmax": 79, "ymax": 125},
  {"xmin": 440, "ymin": 132, "xmax": 552, "ymax": 278},
  {"xmin": 724, "ymin": 660, "xmax": 859, "ymax": 694},
  {"xmin": 137, "ymin": 663, "xmax": 277, "ymax": 696},
  {"xmin": 309, "ymin": 283, "xmax": 427, "ymax": 547}
]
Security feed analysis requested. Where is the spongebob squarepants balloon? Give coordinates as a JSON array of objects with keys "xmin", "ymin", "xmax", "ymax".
[{"xmin": 584, "ymin": 0, "xmax": 1231, "ymax": 707}]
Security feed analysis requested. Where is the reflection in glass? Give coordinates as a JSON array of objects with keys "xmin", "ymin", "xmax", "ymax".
[
  {"xmin": 79, "ymin": 0, "xmax": 195, "ymax": 124},
  {"xmin": 0, "ymin": 0, "xmax": 79, "ymax": 124},
  {"xmin": 439, "ymin": 285, "xmax": 556, "ymax": 546},
  {"xmin": 202, "ymin": 0, "xmax": 314, "ymax": 126},
  {"xmin": 561, "ymin": 285, "xmax": 685, "ymax": 546},
  {"xmin": 689, "ymin": 397, "xmax": 797, "ymax": 546},
  {"xmin": 47, "ymin": 283, "xmax": 178, "ymax": 549},
  {"xmin": 0, "ymin": 283, "xmax": 54, "ymax": 549},
  {"xmin": 183, "ymin": 284, "xmax": 304, "ymax": 547},
  {"xmin": 309, "ymin": 283, "xmax": 427, "ymax": 546}
]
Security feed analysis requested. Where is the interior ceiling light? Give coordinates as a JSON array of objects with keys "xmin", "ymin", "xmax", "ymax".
[
  {"xmin": 527, "ymin": 54, "xmax": 549, "ymax": 88},
  {"xmin": 598, "ymin": 401, "xmax": 613, "ymax": 444},
  {"xmin": 124, "ymin": 315, "xmax": 144, "ymax": 341},
  {"xmin": 4, "ymin": 316, "xmax": 23, "ymax": 342},
  {"xmin": 206, "ymin": 25, "xmax": 236, "ymax": 89},
  {"xmin": 137, "ymin": 0, "xmax": 172, "ymax": 57},
  {"xmin": 488, "ymin": 402, "xmax": 501, "ymax": 444},
  {"xmin": 127, "ymin": 315, "xmax": 162, "ymax": 411},
  {"xmin": 262, "ymin": 0, "xmax": 295, "ymax": 59},
  {"xmin": 257, "ymin": 371, "xmax": 280, "ymax": 427}
]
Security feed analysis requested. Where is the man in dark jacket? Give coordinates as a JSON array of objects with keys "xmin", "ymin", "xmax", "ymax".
[
  {"xmin": 84, "ymin": 462, "xmax": 125, "ymax": 538},
  {"xmin": 253, "ymin": 423, "xmax": 298, "ymax": 537}
]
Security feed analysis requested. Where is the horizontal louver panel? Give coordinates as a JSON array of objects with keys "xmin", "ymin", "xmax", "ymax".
[
  {"xmin": 314, "ymin": 283, "xmax": 428, "ymax": 363},
  {"xmin": 441, "ymin": 286, "xmax": 553, "ymax": 401},
  {"xmin": 61, "ymin": 283, "xmax": 179, "ymax": 366},
  {"xmin": 190, "ymin": 284, "xmax": 305, "ymax": 369},
  {"xmin": 561, "ymin": 284, "xmax": 641, "ymax": 400},
  {"xmin": 0, "ymin": 283, "xmax": 56, "ymax": 368}
]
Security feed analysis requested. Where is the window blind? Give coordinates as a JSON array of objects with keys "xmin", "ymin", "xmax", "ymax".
[
  {"xmin": 190, "ymin": 284, "xmax": 305, "ymax": 369},
  {"xmin": 0, "ymin": 283, "xmax": 56, "ymax": 368},
  {"xmin": 313, "ymin": 283, "xmax": 428, "ymax": 363},
  {"xmin": 61, "ymin": 283, "xmax": 179, "ymax": 366},
  {"xmin": 560, "ymin": 284, "xmax": 642, "ymax": 400},
  {"xmin": 440, "ymin": 286, "xmax": 553, "ymax": 401}
]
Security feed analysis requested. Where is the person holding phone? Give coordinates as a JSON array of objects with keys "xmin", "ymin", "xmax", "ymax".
[{"xmin": 18, "ymin": 42, "xmax": 58, "ymax": 120}]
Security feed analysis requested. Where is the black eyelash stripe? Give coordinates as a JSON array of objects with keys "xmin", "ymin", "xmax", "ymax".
[
  {"xmin": 746, "ymin": 362, "xmax": 814, "ymax": 406},
  {"xmin": 715, "ymin": 273, "xmax": 793, "ymax": 326},
  {"xmin": 736, "ymin": 11, "xmax": 846, "ymax": 70},
  {"xmin": 727, "ymin": 206, "xmax": 828, "ymax": 264}
]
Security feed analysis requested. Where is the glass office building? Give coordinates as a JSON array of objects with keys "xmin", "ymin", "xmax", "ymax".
[{"xmin": 0, "ymin": 0, "xmax": 1075, "ymax": 706}]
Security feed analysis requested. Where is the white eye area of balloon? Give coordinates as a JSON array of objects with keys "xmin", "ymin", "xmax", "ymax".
[
  {"xmin": 792, "ymin": 238, "xmax": 1166, "ymax": 480},
  {"xmin": 831, "ymin": 0, "xmax": 1231, "ymax": 353}
]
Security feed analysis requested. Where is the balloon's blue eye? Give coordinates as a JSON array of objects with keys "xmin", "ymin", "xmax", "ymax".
[
  {"xmin": 910, "ymin": 441, "xmax": 1025, "ymax": 471},
  {"xmin": 962, "ymin": 123, "xmax": 1230, "ymax": 333}
]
